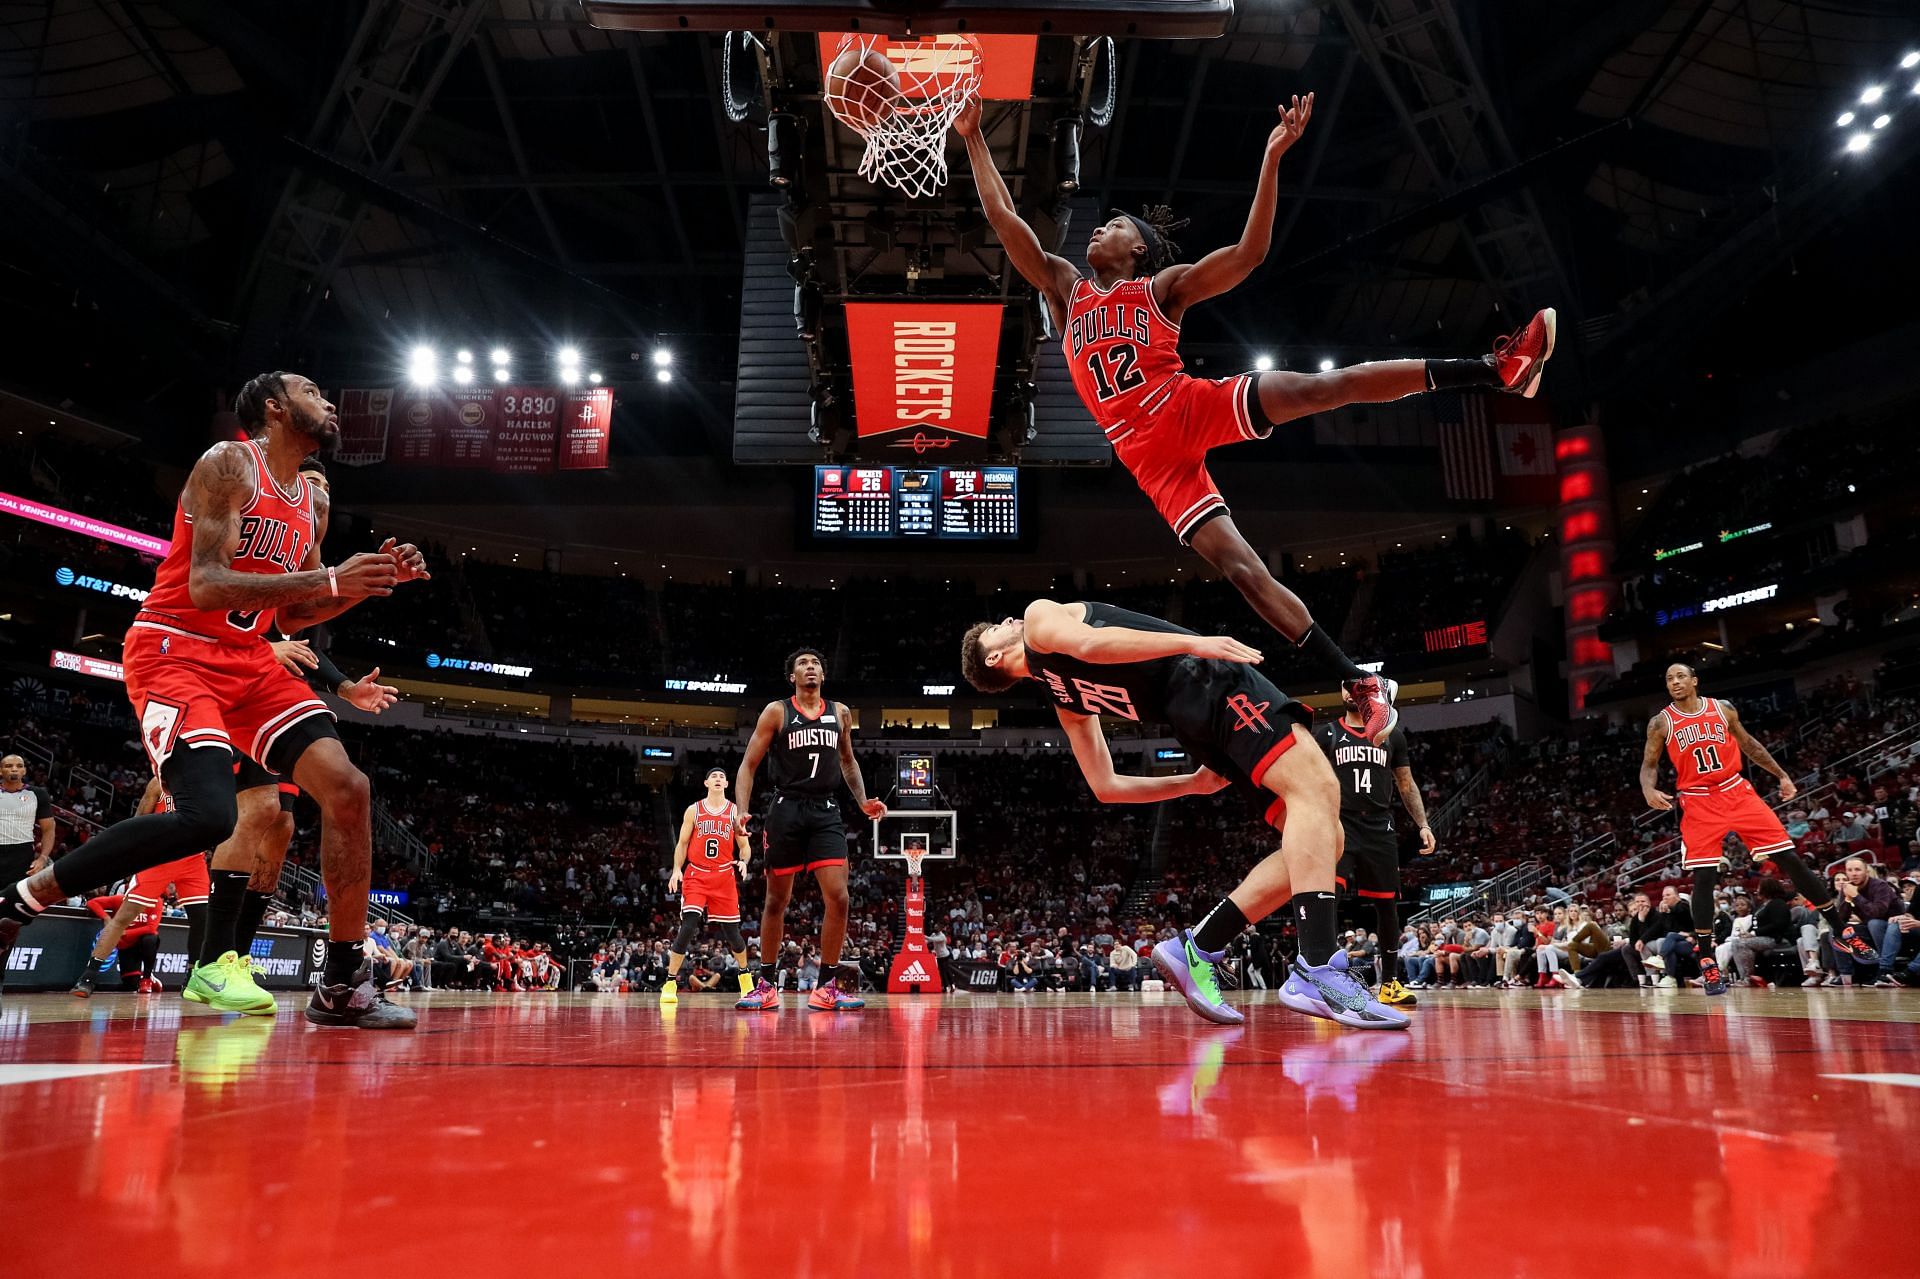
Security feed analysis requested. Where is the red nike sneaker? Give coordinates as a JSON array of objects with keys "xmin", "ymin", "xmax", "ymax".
[
  {"xmin": 735, "ymin": 978, "xmax": 781, "ymax": 1011},
  {"xmin": 1344, "ymin": 675, "xmax": 1399, "ymax": 746},
  {"xmin": 1837, "ymin": 925, "xmax": 1876, "ymax": 960},
  {"xmin": 138, "ymin": 977, "xmax": 163, "ymax": 995},
  {"xmin": 1493, "ymin": 307, "xmax": 1556, "ymax": 398}
]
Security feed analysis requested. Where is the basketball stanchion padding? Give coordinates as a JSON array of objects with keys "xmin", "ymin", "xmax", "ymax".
[{"xmin": 875, "ymin": 810, "xmax": 956, "ymax": 993}]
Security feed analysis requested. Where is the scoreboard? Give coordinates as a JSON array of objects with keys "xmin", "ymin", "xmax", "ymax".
[
  {"xmin": 812, "ymin": 466, "xmax": 1018, "ymax": 540},
  {"xmin": 895, "ymin": 753, "xmax": 938, "ymax": 809}
]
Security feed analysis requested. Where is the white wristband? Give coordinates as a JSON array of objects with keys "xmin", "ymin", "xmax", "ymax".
[{"xmin": 327, "ymin": 565, "xmax": 339, "ymax": 597}]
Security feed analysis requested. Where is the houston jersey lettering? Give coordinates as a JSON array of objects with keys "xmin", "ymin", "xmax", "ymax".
[
  {"xmin": 1062, "ymin": 276, "xmax": 1185, "ymax": 435},
  {"xmin": 1663, "ymin": 698, "xmax": 1744, "ymax": 792},
  {"xmin": 688, "ymin": 800, "xmax": 738, "ymax": 873},
  {"xmin": 140, "ymin": 438, "xmax": 316, "ymax": 643}
]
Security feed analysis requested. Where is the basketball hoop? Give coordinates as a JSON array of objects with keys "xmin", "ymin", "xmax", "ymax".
[
  {"xmin": 824, "ymin": 33, "xmax": 982, "ymax": 198},
  {"xmin": 901, "ymin": 832, "xmax": 931, "ymax": 879}
]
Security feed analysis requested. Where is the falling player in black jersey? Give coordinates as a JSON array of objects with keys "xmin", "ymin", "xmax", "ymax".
[
  {"xmin": 962, "ymin": 601, "xmax": 1408, "ymax": 1031},
  {"xmin": 1315, "ymin": 686, "xmax": 1435, "ymax": 1008},
  {"xmin": 733, "ymin": 647, "xmax": 887, "ymax": 1012}
]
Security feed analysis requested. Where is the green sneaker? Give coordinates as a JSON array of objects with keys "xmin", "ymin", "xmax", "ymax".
[{"xmin": 182, "ymin": 951, "xmax": 278, "ymax": 1016}]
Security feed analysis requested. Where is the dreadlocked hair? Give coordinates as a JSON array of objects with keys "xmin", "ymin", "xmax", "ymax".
[{"xmin": 1135, "ymin": 204, "xmax": 1190, "ymax": 274}]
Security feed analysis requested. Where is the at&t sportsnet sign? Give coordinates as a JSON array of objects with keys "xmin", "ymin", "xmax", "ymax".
[
  {"xmin": 845, "ymin": 302, "xmax": 1002, "ymax": 457},
  {"xmin": 426, "ymin": 653, "xmax": 533, "ymax": 678}
]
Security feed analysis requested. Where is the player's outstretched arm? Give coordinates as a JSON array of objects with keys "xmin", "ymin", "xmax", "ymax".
[
  {"xmin": 1640, "ymin": 715, "xmax": 1673, "ymax": 810},
  {"xmin": 184, "ymin": 442, "xmax": 355, "ymax": 612},
  {"xmin": 837, "ymin": 702, "xmax": 887, "ymax": 820},
  {"xmin": 1722, "ymin": 702, "xmax": 1796, "ymax": 800},
  {"xmin": 1159, "ymin": 92, "xmax": 1312, "ymax": 315},
  {"xmin": 733, "ymin": 703, "xmax": 783, "ymax": 830},
  {"xmin": 1024, "ymin": 599, "xmax": 1261, "ymax": 666},
  {"xmin": 1058, "ymin": 710, "xmax": 1227, "ymax": 804},
  {"xmin": 954, "ymin": 99, "xmax": 1078, "ymax": 325}
]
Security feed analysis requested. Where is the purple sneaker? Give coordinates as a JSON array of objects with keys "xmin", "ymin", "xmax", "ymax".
[
  {"xmin": 1151, "ymin": 932, "xmax": 1245, "ymax": 1026},
  {"xmin": 1278, "ymin": 951, "xmax": 1410, "ymax": 1031}
]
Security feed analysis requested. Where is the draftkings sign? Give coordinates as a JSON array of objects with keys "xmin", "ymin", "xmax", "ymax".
[{"xmin": 845, "ymin": 302, "xmax": 1002, "ymax": 458}]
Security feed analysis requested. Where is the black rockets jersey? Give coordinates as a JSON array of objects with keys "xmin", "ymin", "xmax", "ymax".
[
  {"xmin": 1315, "ymin": 717, "xmax": 1408, "ymax": 830},
  {"xmin": 1024, "ymin": 602, "xmax": 1200, "ymax": 724},
  {"xmin": 768, "ymin": 696, "xmax": 843, "ymax": 795}
]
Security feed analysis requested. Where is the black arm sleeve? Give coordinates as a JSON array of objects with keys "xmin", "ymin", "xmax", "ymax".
[
  {"xmin": 33, "ymin": 787, "xmax": 51, "ymax": 821},
  {"xmin": 307, "ymin": 644, "xmax": 351, "ymax": 696}
]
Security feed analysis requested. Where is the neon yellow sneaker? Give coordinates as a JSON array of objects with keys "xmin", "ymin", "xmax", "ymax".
[
  {"xmin": 659, "ymin": 978, "xmax": 679, "ymax": 1006},
  {"xmin": 183, "ymin": 951, "xmax": 278, "ymax": 1016},
  {"xmin": 1377, "ymin": 979, "xmax": 1419, "ymax": 1008}
]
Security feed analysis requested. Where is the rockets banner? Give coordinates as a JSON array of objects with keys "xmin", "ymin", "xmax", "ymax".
[{"xmin": 845, "ymin": 302, "xmax": 1002, "ymax": 459}]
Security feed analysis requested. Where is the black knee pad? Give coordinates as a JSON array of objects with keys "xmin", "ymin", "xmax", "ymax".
[
  {"xmin": 160, "ymin": 746, "xmax": 240, "ymax": 849},
  {"xmin": 671, "ymin": 910, "xmax": 704, "ymax": 953},
  {"xmin": 1691, "ymin": 866, "xmax": 1720, "ymax": 931}
]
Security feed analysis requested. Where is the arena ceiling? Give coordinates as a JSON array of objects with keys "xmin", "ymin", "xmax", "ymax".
[{"xmin": 1, "ymin": 0, "xmax": 1917, "ymax": 467}]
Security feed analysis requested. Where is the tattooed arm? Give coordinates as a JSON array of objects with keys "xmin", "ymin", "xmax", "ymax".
[{"xmin": 838, "ymin": 702, "xmax": 887, "ymax": 821}]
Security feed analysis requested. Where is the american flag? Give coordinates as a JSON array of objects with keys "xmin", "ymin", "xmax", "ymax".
[{"xmin": 1435, "ymin": 393, "xmax": 1493, "ymax": 501}]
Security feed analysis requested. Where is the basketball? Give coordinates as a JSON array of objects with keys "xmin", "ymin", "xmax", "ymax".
[{"xmin": 826, "ymin": 43, "xmax": 901, "ymax": 132}]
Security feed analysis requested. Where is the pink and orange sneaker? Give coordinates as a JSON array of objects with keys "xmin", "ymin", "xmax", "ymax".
[
  {"xmin": 735, "ymin": 978, "xmax": 781, "ymax": 1011},
  {"xmin": 1493, "ymin": 307, "xmax": 1556, "ymax": 398},
  {"xmin": 807, "ymin": 979, "xmax": 865, "ymax": 1012}
]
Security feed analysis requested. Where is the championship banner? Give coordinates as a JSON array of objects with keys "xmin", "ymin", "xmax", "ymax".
[
  {"xmin": 846, "ymin": 302, "xmax": 1002, "ymax": 457},
  {"xmin": 558, "ymin": 388, "xmax": 613, "ymax": 470},
  {"xmin": 492, "ymin": 388, "xmax": 563, "ymax": 474},
  {"xmin": 334, "ymin": 388, "xmax": 392, "ymax": 466},
  {"xmin": 442, "ymin": 388, "xmax": 497, "ymax": 468},
  {"xmin": 389, "ymin": 387, "xmax": 444, "ymax": 466}
]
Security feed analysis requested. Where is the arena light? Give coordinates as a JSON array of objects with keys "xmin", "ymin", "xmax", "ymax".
[
  {"xmin": 490, "ymin": 347, "xmax": 510, "ymax": 366},
  {"xmin": 1317, "ymin": 357, "xmax": 1335, "ymax": 372},
  {"xmin": 588, "ymin": 371, "xmax": 603, "ymax": 384},
  {"xmin": 493, "ymin": 367, "xmax": 509, "ymax": 383},
  {"xmin": 1253, "ymin": 354, "xmax": 1274, "ymax": 371},
  {"xmin": 455, "ymin": 349, "xmax": 473, "ymax": 364},
  {"xmin": 1905, "ymin": 52, "xmax": 1920, "ymax": 70},
  {"xmin": 557, "ymin": 346, "xmax": 581, "ymax": 366},
  {"xmin": 452, "ymin": 364, "xmax": 474, "ymax": 385},
  {"xmin": 651, "ymin": 348, "xmax": 673, "ymax": 368},
  {"xmin": 560, "ymin": 367, "xmax": 580, "ymax": 386},
  {"xmin": 1861, "ymin": 84, "xmax": 1886, "ymax": 105},
  {"xmin": 655, "ymin": 367, "xmax": 672, "ymax": 384},
  {"xmin": 1874, "ymin": 113, "xmax": 1892, "ymax": 129},
  {"xmin": 1845, "ymin": 132, "xmax": 1872, "ymax": 153},
  {"xmin": 410, "ymin": 344, "xmax": 435, "ymax": 365},
  {"xmin": 1837, "ymin": 111, "xmax": 1856, "ymax": 126}
]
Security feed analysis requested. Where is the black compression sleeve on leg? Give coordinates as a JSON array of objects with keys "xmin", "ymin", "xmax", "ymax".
[
  {"xmin": 1294, "ymin": 623, "xmax": 1368, "ymax": 683},
  {"xmin": 131, "ymin": 934, "xmax": 160, "ymax": 982},
  {"xmin": 201, "ymin": 870, "xmax": 249, "ymax": 966},
  {"xmin": 1766, "ymin": 848, "xmax": 1845, "ymax": 926},
  {"xmin": 1424, "ymin": 357, "xmax": 1499, "ymax": 391},
  {"xmin": 671, "ymin": 912, "xmax": 703, "ymax": 955},
  {"xmin": 720, "ymin": 922, "xmax": 747, "ymax": 953},
  {"xmin": 3, "ymin": 747, "xmax": 236, "ymax": 921},
  {"xmin": 1690, "ymin": 868, "xmax": 1719, "ymax": 933},
  {"xmin": 183, "ymin": 902, "xmax": 208, "ymax": 971},
  {"xmin": 1374, "ymin": 899, "xmax": 1401, "ymax": 982},
  {"xmin": 235, "ymin": 889, "xmax": 273, "ymax": 956}
]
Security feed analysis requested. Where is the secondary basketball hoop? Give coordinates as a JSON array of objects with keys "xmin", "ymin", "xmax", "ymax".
[{"xmin": 824, "ymin": 33, "xmax": 982, "ymax": 197}]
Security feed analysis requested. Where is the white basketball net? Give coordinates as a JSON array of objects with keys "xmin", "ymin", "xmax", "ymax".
[
  {"xmin": 825, "ymin": 34, "xmax": 983, "ymax": 198},
  {"xmin": 901, "ymin": 834, "xmax": 930, "ymax": 879}
]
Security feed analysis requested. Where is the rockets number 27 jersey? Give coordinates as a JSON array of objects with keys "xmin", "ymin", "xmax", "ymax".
[
  {"xmin": 1062, "ymin": 276, "xmax": 1186, "ymax": 433},
  {"xmin": 1663, "ymin": 698, "xmax": 1745, "ymax": 792},
  {"xmin": 687, "ymin": 800, "xmax": 737, "ymax": 873},
  {"xmin": 139, "ymin": 437, "xmax": 317, "ymax": 644}
]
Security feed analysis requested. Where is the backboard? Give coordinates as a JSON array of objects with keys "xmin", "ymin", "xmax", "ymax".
[
  {"xmin": 873, "ymin": 809, "xmax": 958, "ymax": 873},
  {"xmin": 583, "ymin": 1, "xmax": 1233, "ymax": 38}
]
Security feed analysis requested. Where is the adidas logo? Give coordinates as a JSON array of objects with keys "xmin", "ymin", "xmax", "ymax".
[{"xmin": 899, "ymin": 960, "xmax": 931, "ymax": 984}]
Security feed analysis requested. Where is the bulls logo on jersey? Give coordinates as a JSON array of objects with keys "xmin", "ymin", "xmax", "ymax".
[
  {"xmin": 1061, "ymin": 277, "xmax": 1186, "ymax": 433},
  {"xmin": 1663, "ymin": 698, "xmax": 1745, "ymax": 792},
  {"xmin": 690, "ymin": 801, "xmax": 735, "ymax": 870}
]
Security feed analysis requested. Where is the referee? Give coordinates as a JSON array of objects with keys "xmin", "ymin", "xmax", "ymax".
[{"xmin": 1, "ymin": 754, "xmax": 55, "ymax": 981}]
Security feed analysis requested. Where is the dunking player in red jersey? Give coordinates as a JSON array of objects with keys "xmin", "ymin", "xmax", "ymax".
[
  {"xmin": 661, "ymin": 767, "xmax": 754, "ymax": 1006},
  {"xmin": 0, "ymin": 372, "xmax": 425, "ymax": 1029},
  {"xmin": 959, "ymin": 93, "xmax": 1554, "ymax": 744},
  {"xmin": 1639, "ymin": 662, "xmax": 1871, "ymax": 995}
]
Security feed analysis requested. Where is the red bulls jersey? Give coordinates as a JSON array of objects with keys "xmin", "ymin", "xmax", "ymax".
[
  {"xmin": 1663, "ymin": 698, "xmax": 1744, "ymax": 793},
  {"xmin": 1062, "ymin": 275, "xmax": 1185, "ymax": 438},
  {"xmin": 138, "ymin": 437, "xmax": 317, "ymax": 644},
  {"xmin": 688, "ymin": 799, "xmax": 738, "ymax": 874}
]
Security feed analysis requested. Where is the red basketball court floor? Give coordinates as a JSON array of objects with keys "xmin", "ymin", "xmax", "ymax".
[{"xmin": 3, "ymin": 987, "xmax": 1915, "ymax": 1277}]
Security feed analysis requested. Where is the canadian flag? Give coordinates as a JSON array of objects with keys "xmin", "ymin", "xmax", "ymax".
[{"xmin": 1496, "ymin": 420, "xmax": 1556, "ymax": 476}]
